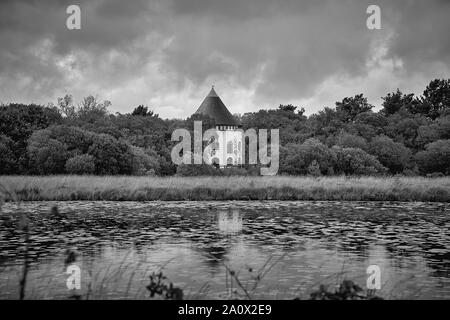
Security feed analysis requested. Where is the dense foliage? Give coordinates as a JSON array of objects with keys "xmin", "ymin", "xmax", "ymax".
[{"xmin": 1, "ymin": 79, "xmax": 450, "ymax": 176}]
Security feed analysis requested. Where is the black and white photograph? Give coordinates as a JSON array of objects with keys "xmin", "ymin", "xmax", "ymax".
[{"xmin": 0, "ymin": 0, "xmax": 449, "ymax": 312}]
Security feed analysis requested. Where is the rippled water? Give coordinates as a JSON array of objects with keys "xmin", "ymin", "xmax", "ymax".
[{"xmin": 0, "ymin": 201, "xmax": 449, "ymax": 299}]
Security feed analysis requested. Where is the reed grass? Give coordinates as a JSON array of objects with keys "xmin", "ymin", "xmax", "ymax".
[{"xmin": 1, "ymin": 175, "xmax": 449, "ymax": 202}]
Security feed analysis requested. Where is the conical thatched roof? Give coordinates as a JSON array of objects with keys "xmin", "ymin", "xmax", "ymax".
[{"xmin": 194, "ymin": 87, "xmax": 238, "ymax": 126}]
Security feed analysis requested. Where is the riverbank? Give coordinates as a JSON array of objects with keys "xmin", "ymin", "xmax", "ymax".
[{"xmin": 1, "ymin": 175, "xmax": 449, "ymax": 202}]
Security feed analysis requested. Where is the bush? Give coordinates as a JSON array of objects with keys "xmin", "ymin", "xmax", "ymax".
[
  {"xmin": 436, "ymin": 115, "xmax": 450, "ymax": 139},
  {"xmin": 0, "ymin": 103, "xmax": 61, "ymax": 144},
  {"xmin": 280, "ymin": 138, "xmax": 335, "ymax": 175},
  {"xmin": 307, "ymin": 160, "xmax": 322, "ymax": 177},
  {"xmin": 416, "ymin": 139, "xmax": 450, "ymax": 174},
  {"xmin": 87, "ymin": 134, "xmax": 133, "ymax": 175},
  {"xmin": 176, "ymin": 163, "xmax": 222, "ymax": 176},
  {"xmin": 332, "ymin": 146, "xmax": 387, "ymax": 175},
  {"xmin": 47, "ymin": 125, "xmax": 94, "ymax": 154},
  {"xmin": 65, "ymin": 154, "xmax": 96, "ymax": 175},
  {"xmin": 403, "ymin": 167, "xmax": 420, "ymax": 176},
  {"xmin": 222, "ymin": 166, "xmax": 252, "ymax": 176},
  {"xmin": 0, "ymin": 135, "xmax": 15, "ymax": 174},
  {"xmin": 130, "ymin": 146, "xmax": 161, "ymax": 175},
  {"xmin": 1, "ymin": 104, "xmax": 62, "ymax": 173},
  {"xmin": 27, "ymin": 129, "xmax": 69, "ymax": 174},
  {"xmin": 335, "ymin": 132, "xmax": 368, "ymax": 150},
  {"xmin": 175, "ymin": 164, "xmax": 260, "ymax": 176},
  {"xmin": 368, "ymin": 135, "xmax": 411, "ymax": 173}
]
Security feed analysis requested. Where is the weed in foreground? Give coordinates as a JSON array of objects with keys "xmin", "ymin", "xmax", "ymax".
[
  {"xmin": 146, "ymin": 271, "xmax": 184, "ymax": 300},
  {"xmin": 308, "ymin": 280, "xmax": 383, "ymax": 300}
]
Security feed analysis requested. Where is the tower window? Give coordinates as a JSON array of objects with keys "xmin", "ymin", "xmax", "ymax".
[{"xmin": 227, "ymin": 141, "xmax": 233, "ymax": 154}]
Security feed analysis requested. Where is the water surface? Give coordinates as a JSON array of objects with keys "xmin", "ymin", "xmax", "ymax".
[{"xmin": 0, "ymin": 201, "xmax": 449, "ymax": 299}]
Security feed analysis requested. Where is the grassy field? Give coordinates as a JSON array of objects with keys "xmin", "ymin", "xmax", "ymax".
[{"xmin": 1, "ymin": 175, "xmax": 449, "ymax": 202}]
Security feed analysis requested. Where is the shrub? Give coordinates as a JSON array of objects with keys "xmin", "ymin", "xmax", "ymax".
[
  {"xmin": 332, "ymin": 146, "xmax": 387, "ymax": 175},
  {"xmin": 309, "ymin": 280, "xmax": 382, "ymax": 300},
  {"xmin": 222, "ymin": 166, "xmax": 251, "ymax": 176},
  {"xmin": 0, "ymin": 103, "xmax": 61, "ymax": 144},
  {"xmin": 47, "ymin": 125, "xmax": 94, "ymax": 154},
  {"xmin": 87, "ymin": 134, "xmax": 133, "ymax": 175},
  {"xmin": 307, "ymin": 160, "xmax": 322, "ymax": 177},
  {"xmin": 176, "ymin": 164, "xmax": 259, "ymax": 176},
  {"xmin": 416, "ymin": 139, "xmax": 450, "ymax": 174},
  {"xmin": 65, "ymin": 154, "xmax": 96, "ymax": 175},
  {"xmin": 130, "ymin": 146, "xmax": 161, "ymax": 175},
  {"xmin": 403, "ymin": 167, "xmax": 420, "ymax": 176},
  {"xmin": 436, "ymin": 115, "xmax": 450, "ymax": 139},
  {"xmin": 335, "ymin": 132, "xmax": 368, "ymax": 150},
  {"xmin": 368, "ymin": 135, "xmax": 411, "ymax": 173},
  {"xmin": 1, "ymin": 104, "xmax": 62, "ymax": 173},
  {"xmin": 280, "ymin": 138, "xmax": 335, "ymax": 175},
  {"xmin": 0, "ymin": 135, "xmax": 15, "ymax": 174},
  {"xmin": 176, "ymin": 163, "xmax": 221, "ymax": 176},
  {"xmin": 27, "ymin": 129, "xmax": 69, "ymax": 174},
  {"xmin": 245, "ymin": 165, "xmax": 262, "ymax": 176}
]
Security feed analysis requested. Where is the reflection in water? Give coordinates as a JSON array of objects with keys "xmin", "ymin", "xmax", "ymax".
[
  {"xmin": 0, "ymin": 201, "xmax": 449, "ymax": 299},
  {"xmin": 217, "ymin": 210, "xmax": 242, "ymax": 235}
]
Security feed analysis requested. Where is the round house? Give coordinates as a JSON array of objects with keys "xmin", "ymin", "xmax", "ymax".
[{"xmin": 194, "ymin": 87, "xmax": 243, "ymax": 167}]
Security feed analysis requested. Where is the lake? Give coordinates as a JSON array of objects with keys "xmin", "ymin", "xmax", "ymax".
[{"xmin": 0, "ymin": 201, "xmax": 449, "ymax": 299}]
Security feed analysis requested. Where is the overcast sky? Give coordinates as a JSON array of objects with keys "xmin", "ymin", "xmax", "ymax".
[{"xmin": 0, "ymin": 0, "xmax": 449, "ymax": 118}]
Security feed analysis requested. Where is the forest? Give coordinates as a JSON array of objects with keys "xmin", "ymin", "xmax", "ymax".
[{"xmin": 1, "ymin": 78, "xmax": 449, "ymax": 177}]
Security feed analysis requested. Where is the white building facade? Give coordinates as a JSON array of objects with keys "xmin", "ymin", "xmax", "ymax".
[{"xmin": 194, "ymin": 87, "xmax": 243, "ymax": 167}]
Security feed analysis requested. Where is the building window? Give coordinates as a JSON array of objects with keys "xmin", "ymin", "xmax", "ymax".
[
  {"xmin": 227, "ymin": 157, "xmax": 233, "ymax": 166},
  {"xmin": 227, "ymin": 141, "xmax": 233, "ymax": 154},
  {"xmin": 212, "ymin": 140, "xmax": 219, "ymax": 151}
]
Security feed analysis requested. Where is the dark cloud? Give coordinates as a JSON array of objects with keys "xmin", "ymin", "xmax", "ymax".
[
  {"xmin": 0, "ymin": 0, "xmax": 167, "ymax": 101},
  {"xmin": 162, "ymin": 0, "xmax": 386, "ymax": 103},
  {"xmin": 386, "ymin": 0, "xmax": 450, "ymax": 70},
  {"xmin": 0, "ymin": 0, "xmax": 449, "ymax": 116}
]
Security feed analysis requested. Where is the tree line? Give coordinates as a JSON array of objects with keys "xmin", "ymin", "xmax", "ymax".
[{"xmin": 1, "ymin": 79, "xmax": 449, "ymax": 176}]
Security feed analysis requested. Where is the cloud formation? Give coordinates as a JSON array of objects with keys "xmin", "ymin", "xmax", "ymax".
[{"xmin": 0, "ymin": 0, "xmax": 449, "ymax": 118}]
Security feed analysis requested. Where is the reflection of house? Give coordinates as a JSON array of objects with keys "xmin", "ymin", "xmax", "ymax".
[
  {"xmin": 217, "ymin": 210, "xmax": 243, "ymax": 234},
  {"xmin": 194, "ymin": 87, "xmax": 242, "ymax": 167}
]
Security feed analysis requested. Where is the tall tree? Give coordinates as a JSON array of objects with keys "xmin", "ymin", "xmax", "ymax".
[
  {"xmin": 335, "ymin": 94, "xmax": 373, "ymax": 122},
  {"xmin": 132, "ymin": 105, "xmax": 156, "ymax": 117},
  {"xmin": 421, "ymin": 79, "xmax": 450, "ymax": 119},
  {"xmin": 381, "ymin": 89, "xmax": 416, "ymax": 116}
]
